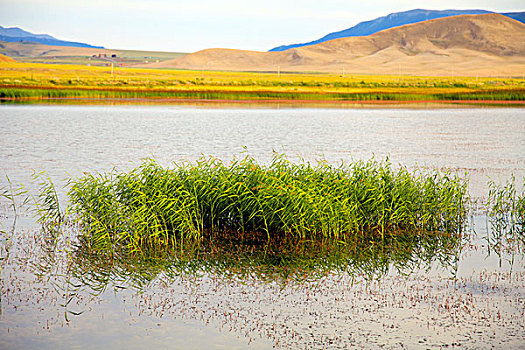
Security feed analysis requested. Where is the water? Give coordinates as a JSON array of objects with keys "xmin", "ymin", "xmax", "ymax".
[
  {"xmin": 1, "ymin": 105, "xmax": 525, "ymax": 349},
  {"xmin": 1, "ymin": 105, "xmax": 524, "ymax": 196}
]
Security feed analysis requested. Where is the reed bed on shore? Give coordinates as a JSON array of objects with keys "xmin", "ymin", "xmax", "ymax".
[
  {"xmin": 1, "ymin": 87, "xmax": 524, "ymax": 102},
  {"xmin": 58, "ymin": 155, "xmax": 469, "ymax": 253}
]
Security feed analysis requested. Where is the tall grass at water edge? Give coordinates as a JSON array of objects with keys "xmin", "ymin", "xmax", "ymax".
[
  {"xmin": 1, "ymin": 87, "xmax": 524, "ymax": 102},
  {"xmin": 61, "ymin": 155, "xmax": 469, "ymax": 253}
]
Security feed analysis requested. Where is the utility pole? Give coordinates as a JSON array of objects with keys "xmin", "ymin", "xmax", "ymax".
[
  {"xmin": 277, "ymin": 65, "xmax": 281, "ymax": 78},
  {"xmin": 342, "ymin": 65, "xmax": 345, "ymax": 79},
  {"xmin": 111, "ymin": 62, "xmax": 114, "ymax": 78}
]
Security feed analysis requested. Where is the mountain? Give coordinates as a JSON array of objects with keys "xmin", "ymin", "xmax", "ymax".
[
  {"xmin": 269, "ymin": 9, "xmax": 524, "ymax": 52},
  {"xmin": 504, "ymin": 11, "xmax": 525, "ymax": 23},
  {"xmin": 0, "ymin": 25, "xmax": 103, "ymax": 49},
  {"xmin": 149, "ymin": 14, "xmax": 525, "ymax": 77}
]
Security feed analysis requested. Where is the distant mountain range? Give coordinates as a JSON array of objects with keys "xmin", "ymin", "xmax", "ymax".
[
  {"xmin": 0, "ymin": 25, "xmax": 103, "ymax": 49},
  {"xmin": 269, "ymin": 9, "xmax": 525, "ymax": 52}
]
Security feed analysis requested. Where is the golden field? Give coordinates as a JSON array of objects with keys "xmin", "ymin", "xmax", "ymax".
[{"xmin": 1, "ymin": 61, "xmax": 524, "ymax": 102}]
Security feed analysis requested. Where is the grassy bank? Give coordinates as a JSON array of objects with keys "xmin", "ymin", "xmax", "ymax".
[
  {"xmin": 1, "ymin": 61, "xmax": 524, "ymax": 102},
  {"xmin": 36, "ymin": 155, "xmax": 469, "ymax": 254},
  {"xmin": 2, "ymin": 86, "xmax": 525, "ymax": 102}
]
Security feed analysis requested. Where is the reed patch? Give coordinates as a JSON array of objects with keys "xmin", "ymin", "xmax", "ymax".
[
  {"xmin": 485, "ymin": 176, "xmax": 525, "ymax": 253},
  {"xmin": 40, "ymin": 155, "xmax": 470, "ymax": 254}
]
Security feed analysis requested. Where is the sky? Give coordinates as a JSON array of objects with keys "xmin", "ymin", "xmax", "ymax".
[{"xmin": 0, "ymin": 0, "xmax": 523, "ymax": 53}]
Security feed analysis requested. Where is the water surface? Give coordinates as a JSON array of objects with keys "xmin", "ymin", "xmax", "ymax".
[
  {"xmin": 1, "ymin": 105, "xmax": 524, "ymax": 349},
  {"xmin": 1, "ymin": 105, "xmax": 524, "ymax": 195}
]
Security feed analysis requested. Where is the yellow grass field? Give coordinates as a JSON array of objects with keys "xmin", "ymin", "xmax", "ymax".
[{"xmin": 1, "ymin": 61, "xmax": 524, "ymax": 102}]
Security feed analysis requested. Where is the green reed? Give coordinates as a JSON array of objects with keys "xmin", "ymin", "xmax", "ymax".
[
  {"xmin": 63, "ymin": 155, "xmax": 468, "ymax": 253},
  {"xmin": 485, "ymin": 176, "xmax": 525, "ymax": 252},
  {"xmin": 1, "ymin": 87, "xmax": 524, "ymax": 102},
  {"xmin": 0, "ymin": 175, "xmax": 29, "ymax": 240}
]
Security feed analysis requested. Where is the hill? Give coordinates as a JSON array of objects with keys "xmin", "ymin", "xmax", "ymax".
[
  {"xmin": 0, "ymin": 53, "xmax": 15, "ymax": 62},
  {"xmin": 0, "ymin": 41, "xmax": 116, "ymax": 58},
  {"xmin": 0, "ymin": 25, "xmax": 103, "ymax": 49},
  {"xmin": 150, "ymin": 14, "xmax": 525, "ymax": 77},
  {"xmin": 269, "ymin": 9, "xmax": 524, "ymax": 52},
  {"xmin": 0, "ymin": 40, "xmax": 186, "ymax": 66}
]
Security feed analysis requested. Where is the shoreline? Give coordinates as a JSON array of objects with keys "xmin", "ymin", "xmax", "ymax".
[{"xmin": 2, "ymin": 96, "xmax": 525, "ymax": 107}]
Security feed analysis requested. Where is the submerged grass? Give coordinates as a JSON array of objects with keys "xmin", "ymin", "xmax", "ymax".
[
  {"xmin": 485, "ymin": 176, "xmax": 525, "ymax": 252},
  {"xmin": 63, "ymin": 155, "xmax": 469, "ymax": 253},
  {"xmin": 62, "ymin": 228, "xmax": 463, "ymax": 290}
]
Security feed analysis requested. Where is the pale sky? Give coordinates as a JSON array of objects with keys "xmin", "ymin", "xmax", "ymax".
[{"xmin": 0, "ymin": 0, "xmax": 523, "ymax": 52}]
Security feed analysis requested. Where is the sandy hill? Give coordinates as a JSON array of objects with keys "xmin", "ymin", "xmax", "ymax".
[
  {"xmin": 269, "ymin": 9, "xmax": 525, "ymax": 52},
  {"xmin": 0, "ymin": 53, "xmax": 15, "ymax": 62},
  {"xmin": 269, "ymin": 9, "xmax": 493, "ymax": 51},
  {"xmin": 150, "ymin": 14, "xmax": 525, "ymax": 76}
]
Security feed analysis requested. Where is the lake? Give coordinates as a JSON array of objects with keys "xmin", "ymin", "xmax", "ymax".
[{"xmin": 1, "ymin": 105, "xmax": 524, "ymax": 349}]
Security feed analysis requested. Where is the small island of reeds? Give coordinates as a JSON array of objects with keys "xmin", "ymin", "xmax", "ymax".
[{"xmin": 36, "ymin": 155, "xmax": 470, "ymax": 255}]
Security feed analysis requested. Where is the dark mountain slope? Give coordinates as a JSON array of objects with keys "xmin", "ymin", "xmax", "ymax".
[{"xmin": 0, "ymin": 25, "xmax": 103, "ymax": 49}]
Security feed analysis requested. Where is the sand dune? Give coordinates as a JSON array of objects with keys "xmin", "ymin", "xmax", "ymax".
[{"xmin": 150, "ymin": 14, "xmax": 525, "ymax": 76}]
